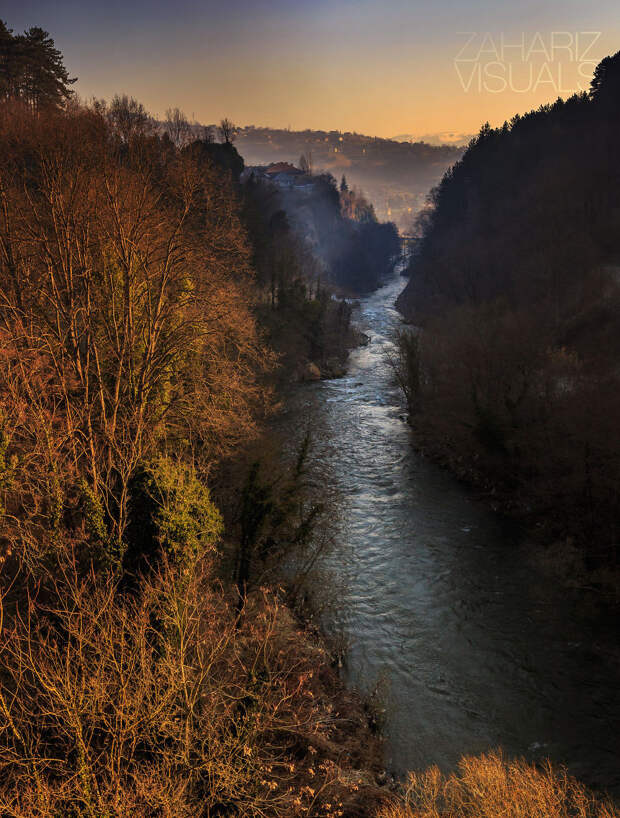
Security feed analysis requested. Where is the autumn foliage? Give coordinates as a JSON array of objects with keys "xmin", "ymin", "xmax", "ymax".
[
  {"xmin": 0, "ymin": 98, "xmax": 387, "ymax": 816},
  {"xmin": 0, "ymin": 101, "xmax": 271, "ymax": 568},
  {"xmin": 378, "ymin": 751, "xmax": 617, "ymax": 818},
  {"xmin": 0, "ymin": 555, "xmax": 384, "ymax": 817}
]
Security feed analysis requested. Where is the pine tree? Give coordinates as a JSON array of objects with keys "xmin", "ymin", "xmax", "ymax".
[
  {"xmin": 0, "ymin": 21, "xmax": 21, "ymax": 101},
  {"xmin": 590, "ymin": 49, "xmax": 620, "ymax": 112},
  {"xmin": 0, "ymin": 20, "xmax": 75, "ymax": 109}
]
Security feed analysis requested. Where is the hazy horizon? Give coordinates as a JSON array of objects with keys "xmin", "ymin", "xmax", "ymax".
[{"xmin": 4, "ymin": 0, "xmax": 620, "ymax": 138}]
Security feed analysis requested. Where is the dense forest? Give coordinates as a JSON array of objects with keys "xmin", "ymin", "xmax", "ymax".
[
  {"xmin": 0, "ymin": 19, "xmax": 617, "ymax": 818},
  {"xmin": 396, "ymin": 50, "xmax": 620, "ymax": 575}
]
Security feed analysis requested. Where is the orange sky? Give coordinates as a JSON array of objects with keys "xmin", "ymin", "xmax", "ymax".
[{"xmin": 6, "ymin": 0, "xmax": 620, "ymax": 138}]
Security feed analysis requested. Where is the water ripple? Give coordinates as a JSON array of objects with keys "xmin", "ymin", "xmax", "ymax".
[{"xmin": 280, "ymin": 273, "xmax": 620, "ymax": 794}]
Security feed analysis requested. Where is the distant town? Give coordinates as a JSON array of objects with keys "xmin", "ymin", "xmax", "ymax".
[{"xmin": 234, "ymin": 125, "xmax": 463, "ymax": 229}]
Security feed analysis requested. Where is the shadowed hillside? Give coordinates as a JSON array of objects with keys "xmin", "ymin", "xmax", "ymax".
[
  {"xmin": 395, "ymin": 50, "xmax": 620, "ymax": 576},
  {"xmin": 233, "ymin": 126, "xmax": 462, "ymax": 229}
]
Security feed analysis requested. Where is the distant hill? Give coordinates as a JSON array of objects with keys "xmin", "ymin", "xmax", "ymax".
[
  {"xmin": 232, "ymin": 126, "xmax": 462, "ymax": 229},
  {"xmin": 390, "ymin": 131, "xmax": 475, "ymax": 147}
]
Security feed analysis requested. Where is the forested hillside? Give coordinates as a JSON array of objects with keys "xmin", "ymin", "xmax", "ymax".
[
  {"xmin": 255, "ymin": 170, "xmax": 401, "ymax": 296},
  {"xmin": 235, "ymin": 125, "xmax": 462, "ymax": 229},
  {"xmin": 0, "ymin": 23, "xmax": 390, "ymax": 814},
  {"xmin": 396, "ymin": 51, "xmax": 620, "ymax": 570}
]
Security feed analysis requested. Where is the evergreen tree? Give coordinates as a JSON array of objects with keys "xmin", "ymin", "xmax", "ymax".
[
  {"xmin": 0, "ymin": 20, "xmax": 75, "ymax": 109},
  {"xmin": 0, "ymin": 20, "xmax": 21, "ymax": 101},
  {"xmin": 590, "ymin": 49, "xmax": 620, "ymax": 112}
]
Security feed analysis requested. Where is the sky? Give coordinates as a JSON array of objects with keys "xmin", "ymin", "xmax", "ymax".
[{"xmin": 3, "ymin": 0, "xmax": 620, "ymax": 139}]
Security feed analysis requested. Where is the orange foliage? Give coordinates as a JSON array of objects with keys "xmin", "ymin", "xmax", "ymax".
[
  {"xmin": 0, "ymin": 102, "xmax": 273, "ymax": 558},
  {"xmin": 377, "ymin": 751, "xmax": 618, "ymax": 818},
  {"xmin": 0, "ymin": 554, "xmax": 381, "ymax": 816}
]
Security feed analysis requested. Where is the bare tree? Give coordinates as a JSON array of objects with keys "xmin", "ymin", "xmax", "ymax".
[
  {"xmin": 0, "ymin": 554, "xmax": 380, "ymax": 817},
  {"xmin": 218, "ymin": 117, "xmax": 237, "ymax": 144},
  {"xmin": 0, "ymin": 104, "xmax": 272, "ymax": 561},
  {"xmin": 165, "ymin": 106, "xmax": 192, "ymax": 148},
  {"xmin": 108, "ymin": 94, "xmax": 151, "ymax": 142}
]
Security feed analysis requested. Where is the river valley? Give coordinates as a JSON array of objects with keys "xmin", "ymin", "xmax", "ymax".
[{"xmin": 279, "ymin": 271, "xmax": 620, "ymax": 796}]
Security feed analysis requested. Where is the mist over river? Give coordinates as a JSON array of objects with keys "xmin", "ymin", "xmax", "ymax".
[{"xmin": 278, "ymin": 271, "xmax": 620, "ymax": 796}]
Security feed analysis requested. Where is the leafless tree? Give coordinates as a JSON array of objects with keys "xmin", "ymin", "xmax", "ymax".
[
  {"xmin": 165, "ymin": 106, "xmax": 192, "ymax": 148},
  {"xmin": 107, "ymin": 94, "xmax": 151, "ymax": 142},
  {"xmin": 0, "ymin": 104, "xmax": 272, "ymax": 561},
  {"xmin": 218, "ymin": 117, "xmax": 237, "ymax": 144}
]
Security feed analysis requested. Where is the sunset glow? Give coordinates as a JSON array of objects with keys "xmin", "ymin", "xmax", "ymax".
[{"xmin": 7, "ymin": 0, "xmax": 620, "ymax": 136}]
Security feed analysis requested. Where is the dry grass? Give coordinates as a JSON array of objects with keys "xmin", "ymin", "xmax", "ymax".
[
  {"xmin": 0, "ymin": 553, "xmax": 383, "ymax": 817},
  {"xmin": 377, "ymin": 751, "xmax": 618, "ymax": 818}
]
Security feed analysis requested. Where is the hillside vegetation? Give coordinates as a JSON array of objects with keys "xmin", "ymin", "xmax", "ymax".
[
  {"xmin": 396, "ymin": 50, "xmax": 620, "ymax": 575},
  {"xmin": 235, "ymin": 126, "xmax": 461, "ymax": 229},
  {"xmin": 0, "ymin": 26, "xmax": 388, "ymax": 812},
  {"xmin": 0, "ymin": 19, "xmax": 617, "ymax": 817}
]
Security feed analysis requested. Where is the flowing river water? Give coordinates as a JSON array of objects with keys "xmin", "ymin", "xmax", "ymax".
[{"xmin": 278, "ymin": 271, "xmax": 620, "ymax": 796}]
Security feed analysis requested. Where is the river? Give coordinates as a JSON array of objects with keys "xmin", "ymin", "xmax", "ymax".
[{"xmin": 278, "ymin": 271, "xmax": 619, "ymax": 796}]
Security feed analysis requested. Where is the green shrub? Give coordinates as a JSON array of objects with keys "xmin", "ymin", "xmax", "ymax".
[{"xmin": 140, "ymin": 457, "xmax": 223, "ymax": 566}]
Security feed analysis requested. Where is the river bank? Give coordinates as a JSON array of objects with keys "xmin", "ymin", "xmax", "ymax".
[
  {"xmin": 397, "ymin": 331, "xmax": 620, "ymax": 604},
  {"xmin": 403, "ymin": 425, "xmax": 620, "ymax": 602},
  {"xmin": 274, "ymin": 270, "xmax": 620, "ymax": 800}
]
